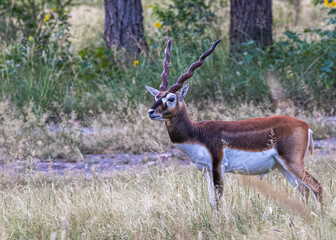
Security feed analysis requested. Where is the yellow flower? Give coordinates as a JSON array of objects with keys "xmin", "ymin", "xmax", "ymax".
[
  {"xmin": 324, "ymin": 0, "xmax": 329, "ymax": 6},
  {"xmin": 51, "ymin": 8, "xmax": 55, "ymax": 12},
  {"xmin": 154, "ymin": 22, "xmax": 162, "ymax": 29},
  {"xmin": 44, "ymin": 14, "xmax": 51, "ymax": 23},
  {"xmin": 28, "ymin": 36, "xmax": 34, "ymax": 42},
  {"xmin": 133, "ymin": 60, "xmax": 139, "ymax": 66},
  {"xmin": 330, "ymin": 1, "xmax": 336, "ymax": 7}
]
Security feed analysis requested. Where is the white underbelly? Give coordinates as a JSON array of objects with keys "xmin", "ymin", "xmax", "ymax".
[
  {"xmin": 222, "ymin": 148, "xmax": 278, "ymax": 175},
  {"xmin": 175, "ymin": 143, "xmax": 212, "ymax": 171},
  {"xmin": 175, "ymin": 144, "xmax": 278, "ymax": 175}
]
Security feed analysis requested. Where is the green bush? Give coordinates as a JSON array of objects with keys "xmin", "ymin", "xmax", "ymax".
[
  {"xmin": 1, "ymin": 5, "xmax": 72, "ymax": 113},
  {"xmin": 264, "ymin": 4, "xmax": 336, "ymax": 111},
  {"xmin": 151, "ymin": 0, "xmax": 216, "ymax": 41},
  {"xmin": 0, "ymin": 0, "xmax": 335, "ymax": 118},
  {"xmin": 267, "ymin": 30, "xmax": 336, "ymax": 110}
]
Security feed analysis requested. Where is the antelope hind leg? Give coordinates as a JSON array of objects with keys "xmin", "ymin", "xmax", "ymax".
[{"xmin": 275, "ymin": 157, "xmax": 320, "ymax": 205}]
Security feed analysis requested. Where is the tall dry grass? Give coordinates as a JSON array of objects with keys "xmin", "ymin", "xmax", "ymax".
[
  {"xmin": 0, "ymin": 151, "xmax": 335, "ymax": 239},
  {"xmin": 0, "ymin": 97, "xmax": 335, "ymax": 238},
  {"xmin": 0, "ymin": 98, "xmax": 335, "ymax": 164}
]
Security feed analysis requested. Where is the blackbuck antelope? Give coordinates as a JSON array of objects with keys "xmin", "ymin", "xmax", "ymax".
[{"xmin": 146, "ymin": 40, "xmax": 322, "ymax": 207}]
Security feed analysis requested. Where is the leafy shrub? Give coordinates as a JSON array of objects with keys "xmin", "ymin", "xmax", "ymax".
[
  {"xmin": 0, "ymin": 0, "xmax": 44, "ymax": 41},
  {"xmin": 0, "ymin": 6, "xmax": 73, "ymax": 112},
  {"xmin": 151, "ymin": 0, "xmax": 217, "ymax": 41},
  {"xmin": 1, "ymin": 0, "xmax": 336, "ymax": 118},
  {"xmin": 265, "ymin": 4, "xmax": 336, "ymax": 112}
]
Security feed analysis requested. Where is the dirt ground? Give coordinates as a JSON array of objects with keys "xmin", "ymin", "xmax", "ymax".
[{"xmin": 0, "ymin": 138, "xmax": 334, "ymax": 177}]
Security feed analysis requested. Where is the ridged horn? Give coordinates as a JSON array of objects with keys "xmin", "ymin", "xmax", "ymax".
[
  {"xmin": 168, "ymin": 39, "xmax": 221, "ymax": 93},
  {"xmin": 159, "ymin": 40, "xmax": 171, "ymax": 91}
]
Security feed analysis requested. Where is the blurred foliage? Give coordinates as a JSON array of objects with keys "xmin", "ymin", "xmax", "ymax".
[
  {"xmin": 266, "ymin": 3, "xmax": 336, "ymax": 110},
  {"xmin": 151, "ymin": 0, "xmax": 216, "ymax": 41},
  {"xmin": 268, "ymin": 28, "xmax": 336, "ymax": 109},
  {"xmin": 0, "ymin": 1, "xmax": 77, "ymax": 116},
  {"xmin": 0, "ymin": 0, "xmax": 335, "ymax": 119},
  {"xmin": 0, "ymin": 0, "xmax": 43, "ymax": 41},
  {"xmin": 0, "ymin": 0, "xmax": 70, "ymax": 42}
]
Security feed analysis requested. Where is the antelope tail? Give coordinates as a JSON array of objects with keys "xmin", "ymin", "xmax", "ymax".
[{"xmin": 307, "ymin": 129, "xmax": 314, "ymax": 156}]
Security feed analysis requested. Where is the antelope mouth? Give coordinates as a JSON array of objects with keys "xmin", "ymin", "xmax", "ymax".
[
  {"xmin": 149, "ymin": 115, "xmax": 167, "ymax": 121},
  {"xmin": 148, "ymin": 109, "xmax": 165, "ymax": 121}
]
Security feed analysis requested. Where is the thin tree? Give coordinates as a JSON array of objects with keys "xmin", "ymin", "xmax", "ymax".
[
  {"xmin": 104, "ymin": 0, "xmax": 146, "ymax": 56},
  {"xmin": 229, "ymin": 0, "xmax": 273, "ymax": 54}
]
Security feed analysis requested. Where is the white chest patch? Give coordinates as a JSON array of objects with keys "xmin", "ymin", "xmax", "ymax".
[
  {"xmin": 175, "ymin": 144, "xmax": 212, "ymax": 171},
  {"xmin": 222, "ymin": 148, "xmax": 278, "ymax": 175}
]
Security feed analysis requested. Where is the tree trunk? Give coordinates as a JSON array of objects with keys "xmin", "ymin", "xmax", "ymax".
[
  {"xmin": 229, "ymin": 0, "xmax": 272, "ymax": 54},
  {"xmin": 104, "ymin": 0, "xmax": 146, "ymax": 56}
]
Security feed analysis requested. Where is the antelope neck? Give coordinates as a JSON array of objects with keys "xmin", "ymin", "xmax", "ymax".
[{"xmin": 165, "ymin": 103, "xmax": 196, "ymax": 143}]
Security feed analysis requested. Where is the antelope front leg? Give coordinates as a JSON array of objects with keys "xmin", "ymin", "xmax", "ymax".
[
  {"xmin": 213, "ymin": 163, "xmax": 224, "ymax": 207},
  {"xmin": 204, "ymin": 170, "xmax": 216, "ymax": 208}
]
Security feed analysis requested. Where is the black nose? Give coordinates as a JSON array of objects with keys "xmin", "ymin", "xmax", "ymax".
[{"xmin": 148, "ymin": 109, "xmax": 155, "ymax": 116}]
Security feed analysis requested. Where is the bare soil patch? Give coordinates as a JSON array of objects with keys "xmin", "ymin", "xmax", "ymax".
[
  {"xmin": 1, "ymin": 138, "xmax": 334, "ymax": 176},
  {"xmin": 0, "ymin": 148, "xmax": 189, "ymax": 176}
]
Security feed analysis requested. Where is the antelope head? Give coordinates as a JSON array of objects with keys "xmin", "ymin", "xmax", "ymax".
[{"xmin": 146, "ymin": 39, "xmax": 222, "ymax": 122}]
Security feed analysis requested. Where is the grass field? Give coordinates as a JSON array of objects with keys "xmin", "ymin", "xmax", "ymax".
[
  {"xmin": 1, "ymin": 98, "xmax": 335, "ymax": 163},
  {"xmin": 0, "ymin": 149, "xmax": 335, "ymax": 239},
  {"xmin": 0, "ymin": 0, "xmax": 335, "ymax": 239},
  {"xmin": 0, "ymin": 98, "xmax": 335, "ymax": 239}
]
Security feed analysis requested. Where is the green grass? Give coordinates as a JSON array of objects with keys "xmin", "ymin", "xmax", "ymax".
[{"xmin": 0, "ymin": 0, "xmax": 335, "ymax": 117}]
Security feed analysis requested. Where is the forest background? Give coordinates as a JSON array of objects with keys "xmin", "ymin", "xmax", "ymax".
[{"xmin": 0, "ymin": 0, "xmax": 336, "ymax": 239}]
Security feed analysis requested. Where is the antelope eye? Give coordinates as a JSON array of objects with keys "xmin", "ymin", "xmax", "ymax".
[{"xmin": 168, "ymin": 97, "xmax": 175, "ymax": 102}]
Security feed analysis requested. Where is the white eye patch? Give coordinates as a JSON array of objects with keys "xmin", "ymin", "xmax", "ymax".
[{"xmin": 162, "ymin": 93, "xmax": 176, "ymax": 108}]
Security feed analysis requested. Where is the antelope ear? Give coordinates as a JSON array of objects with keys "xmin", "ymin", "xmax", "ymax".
[
  {"xmin": 146, "ymin": 86, "xmax": 160, "ymax": 97},
  {"xmin": 178, "ymin": 84, "xmax": 189, "ymax": 102}
]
